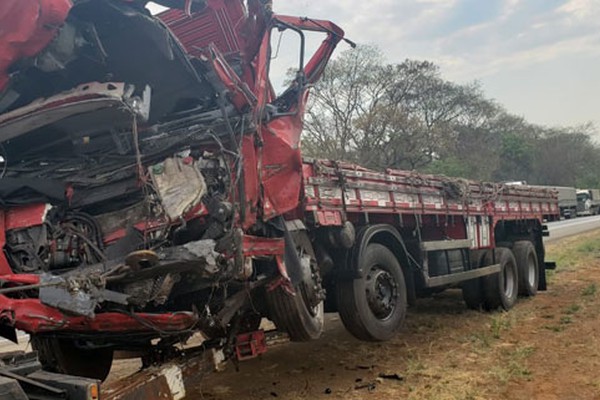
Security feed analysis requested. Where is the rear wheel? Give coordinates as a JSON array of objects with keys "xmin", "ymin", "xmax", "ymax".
[
  {"xmin": 513, "ymin": 241, "xmax": 539, "ymax": 296},
  {"xmin": 32, "ymin": 336, "xmax": 114, "ymax": 381},
  {"xmin": 482, "ymin": 248, "xmax": 519, "ymax": 311},
  {"xmin": 336, "ymin": 243, "xmax": 407, "ymax": 342}
]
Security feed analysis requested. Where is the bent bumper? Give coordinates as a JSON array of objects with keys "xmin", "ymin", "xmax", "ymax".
[{"xmin": 0, "ymin": 294, "xmax": 197, "ymax": 335}]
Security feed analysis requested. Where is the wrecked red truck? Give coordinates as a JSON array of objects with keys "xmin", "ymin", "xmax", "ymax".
[
  {"xmin": 0, "ymin": 0, "xmax": 345, "ymax": 380},
  {"xmin": 0, "ymin": 0, "xmax": 558, "ymax": 385}
]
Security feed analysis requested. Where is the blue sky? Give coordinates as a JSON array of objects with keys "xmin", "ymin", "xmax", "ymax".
[{"xmin": 149, "ymin": 0, "xmax": 600, "ymax": 130}]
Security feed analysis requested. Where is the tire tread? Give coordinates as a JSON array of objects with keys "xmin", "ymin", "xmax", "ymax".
[{"xmin": 513, "ymin": 240, "xmax": 538, "ymax": 296}]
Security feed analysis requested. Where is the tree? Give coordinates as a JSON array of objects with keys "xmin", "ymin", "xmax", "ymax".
[
  {"xmin": 304, "ymin": 47, "xmax": 491, "ymax": 171},
  {"xmin": 302, "ymin": 45, "xmax": 390, "ymax": 164},
  {"xmin": 302, "ymin": 44, "xmax": 600, "ymax": 188},
  {"xmin": 531, "ymin": 124, "xmax": 600, "ymax": 187}
]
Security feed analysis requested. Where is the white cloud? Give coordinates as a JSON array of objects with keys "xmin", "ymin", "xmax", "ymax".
[{"xmin": 558, "ymin": 0, "xmax": 599, "ymax": 19}]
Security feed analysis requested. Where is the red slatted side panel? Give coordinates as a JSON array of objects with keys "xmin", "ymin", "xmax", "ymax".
[
  {"xmin": 158, "ymin": 0, "xmax": 246, "ymax": 58},
  {"xmin": 302, "ymin": 159, "xmax": 560, "ymax": 221}
]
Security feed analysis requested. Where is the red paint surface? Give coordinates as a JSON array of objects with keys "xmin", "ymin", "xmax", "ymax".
[
  {"xmin": 0, "ymin": 274, "xmax": 40, "ymax": 285},
  {"xmin": 0, "ymin": 0, "xmax": 71, "ymax": 91},
  {"xmin": 240, "ymin": 136, "xmax": 259, "ymax": 230},
  {"xmin": 235, "ymin": 330, "xmax": 267, "ymax": 361},
  {"xmin": 5, "ymin": 204, "xmax": 47, "ymax": 230},
  {"xmin": 159, "ymin": 0, "xmax": 267, "ymax": 64},
  {"xmin": 242, "ymin": 235, "xmax": 285, "ymax": 257},
  {"xmin": 0, "ymin": 295, "xmax": 197, "ymax": 333},
  {"xmin": 252, "ymin": 16, "xmax": 343, "ymax": 219}
]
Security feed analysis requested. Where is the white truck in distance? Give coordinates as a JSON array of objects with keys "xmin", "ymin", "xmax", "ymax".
[{"xmin": 576, "ymin": 189, "xmax": 600, "ymax": 216}]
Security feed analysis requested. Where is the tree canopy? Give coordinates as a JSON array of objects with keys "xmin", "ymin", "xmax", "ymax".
[{"xmin": 302, "ymin": 45, "xmax": 600, "ymax": 187}]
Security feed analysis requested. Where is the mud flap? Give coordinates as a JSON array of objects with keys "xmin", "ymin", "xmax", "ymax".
[
  {"xmin": 545, "ymin": 261, "xmax": 557, "ymax": 270},
  {"xmin": 538, "ymin": 262, "xmax": 547, "ymax": 291}
]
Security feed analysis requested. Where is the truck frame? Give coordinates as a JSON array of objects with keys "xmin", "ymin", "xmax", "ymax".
[{"xmin": 0, "ymin": 0, "xmax": 558, "ymax": 395}]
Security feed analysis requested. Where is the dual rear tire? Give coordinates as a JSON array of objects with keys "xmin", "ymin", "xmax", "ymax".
[
  {"xmin": 462, "ymin": 241, "xmax": 538, "ymax": 311},
  {"xmin": 482, "ymin": 247, "xmax": 519, "ymax": 310},
  {"xmin": 513, "ymin": 240, "xmax": 538, "ymax": 297}
]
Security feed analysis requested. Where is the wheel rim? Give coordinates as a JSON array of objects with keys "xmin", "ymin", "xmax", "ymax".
[
  {"xmin": 298, "ymin": 249, "xmax": 323, "ymax": 317},
  {"xmin": 300, "ymin": 282, "xmax": 322, "ymax": 317},
  {"xmin": 527, "ymin": 255, "xmax": 536, "ymax": 287},
  {"xmin": 504, "ymin": 263, "xmax": 516, "ymax": 298},
  {"xmin": 365, "ymin": 266, "xmax": 398, "ymax": 320}
]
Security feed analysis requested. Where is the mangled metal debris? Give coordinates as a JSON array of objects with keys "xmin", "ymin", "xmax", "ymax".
[{"xmin": 0, "ymin": 0, "xmax": 345, "ymax": 382}]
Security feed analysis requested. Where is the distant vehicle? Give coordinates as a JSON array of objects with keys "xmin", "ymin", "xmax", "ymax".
[
  {"xmin": 553, "ymin": 187, "xmax": 578, "ymax": 219},
  {"xmin": 576, "ymin": 189, "xmax": 600, "ymax": 216},
  {"xmin": 504, "ymin": 181, "xmax": 528, "ymax": 186},
  {"xmin": 506, "ymin": 184, "xmax": 577, "ymax": 219}
]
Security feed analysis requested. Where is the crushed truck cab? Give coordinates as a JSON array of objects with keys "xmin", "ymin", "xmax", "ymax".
[{"xmin": 0, "ymin": 0, "xmax": 344, "ymax": 381}]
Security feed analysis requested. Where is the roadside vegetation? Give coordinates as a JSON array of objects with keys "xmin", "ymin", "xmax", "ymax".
[{"xmin": 392, "ymin": 230, "xmax": 600, "ymax": 399}]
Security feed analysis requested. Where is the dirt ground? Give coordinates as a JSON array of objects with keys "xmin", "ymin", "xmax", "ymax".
[{"xmin": 108, "ymin": 230, "xmax": 600, "ymax": 400}]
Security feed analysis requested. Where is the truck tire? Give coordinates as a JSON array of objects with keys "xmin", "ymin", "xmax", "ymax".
[
  {"xmin": 336, "ymin": 243, "xmax": 407, "ymax": 342},
  {"xmin": 31, "ymin": 336, "xmax": 113, "ymax": 381},
  {"xmin": 482, "ymin": 248, "xmax": 519, "ymax": 311},
  {"xmin": 462, "ymin": 251, "xmax": 488, "ymax": 310},
  {"xmin": 265, "ymin": 231, "xmax": 324, "ymax": 342},
  {"xmin": 266, "ymin": 283, "xmax": 324, "ymax": 342},
  {"xmin": 513, "ymin": 240, "xmax": 538, "ymax": 296}
]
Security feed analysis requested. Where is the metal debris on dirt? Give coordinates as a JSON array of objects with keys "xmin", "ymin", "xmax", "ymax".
[
  {"xmin": 378, "ymin": 372, "xmax": 404, "ymax": 381},
  {"xmin": 354, "ymin": 381, "xmax": 377, "ymax": 392}
]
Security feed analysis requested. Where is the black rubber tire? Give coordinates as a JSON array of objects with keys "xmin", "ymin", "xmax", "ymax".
[
  {"xmin": 336, "ymin": 243, "xmax": 407, "ymax": 342},
  {"xmin": 482, "ymin": 248, "xmax": 519, "ymax": 311},
  {"xmin": 513, "ymin": 241, "xmax": 539, "ymax": 296},
  {"xmin": 32, "ymin": 336, "xmax": 113, "ymax": 381},
  {"xmin": 265, "ymin": 231, "xmax": 325, "ymax": 342},
  {"xmin": 462, "ymin": 251, "xmax": 488, "ymax": 310},
  {"xmin": 266, "ymin": 284, "xmax": 324, "ymax": 342}
]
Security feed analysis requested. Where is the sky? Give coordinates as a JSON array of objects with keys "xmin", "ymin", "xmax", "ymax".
[{"xmin": 148, "ymin": 0, "xmax": 600, "ymax": 130}]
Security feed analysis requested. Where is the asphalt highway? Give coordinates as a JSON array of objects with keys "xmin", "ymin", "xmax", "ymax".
[{"xmin": 544, "ymin": 215, "xmax": 600, "ymax": 243}]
